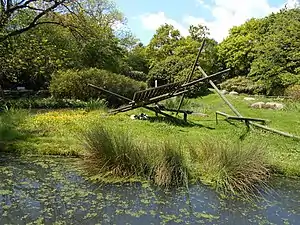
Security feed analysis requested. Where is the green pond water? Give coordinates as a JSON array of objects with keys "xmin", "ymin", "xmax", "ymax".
[{"xmin": 0, "ymin": 155, "xmax": 300, "ymax": 225}]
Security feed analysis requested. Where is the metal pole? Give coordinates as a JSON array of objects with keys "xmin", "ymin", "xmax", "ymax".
[
  {"xmin": 88, "ymin": 84, "xmax": 132, "ymax": 102},
  {"xmin": 176, "ymin": 40, "xmax": 206, "ymax": 115},
  {"xmin": 197, "ymin": 66, "xmax": 243, "ymax": 117},
  {"xmin": 250, "ymin": 122, "xmax": 300, "ymax": 141}
]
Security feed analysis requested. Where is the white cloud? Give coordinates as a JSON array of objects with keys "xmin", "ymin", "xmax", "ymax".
[
  {"xmin": 184, "ymin": 0, "xmax": 282, "ymax": 42},
  {"xmin": 139, "ymin": 0, "xmax": 298, "ymax": 43},
  {"xmin": 140, "ymin": 12, "xmax": 189, "ymax": 36}
]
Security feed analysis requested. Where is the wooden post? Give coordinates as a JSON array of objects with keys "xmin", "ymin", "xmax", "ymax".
[
  {"xmin": 197, "ymin": 66, "xmax": 243, "ymax": 118},
  {"xmin": 176, "ymin": 40, "xmax": 206, "ymax": 115}
]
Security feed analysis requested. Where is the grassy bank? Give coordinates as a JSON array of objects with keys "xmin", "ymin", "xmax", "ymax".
[{"xmin": 1, "ymin": 93, "xmax": 300, "ymax": 194}]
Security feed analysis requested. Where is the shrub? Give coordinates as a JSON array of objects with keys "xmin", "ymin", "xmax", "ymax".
[
  {"xmin": 285, "ymin": 84, "xmax": 300, "ymax": 101},
  {"xmin": 2, "ymin": 98, "xmax": 107, "ymax": 110},
  {"xmin": 220, "ymin": 76, "xmax": 265, "ymax": 94},
  {"xmin": 50, "ymin": 68, "xmax": 146, "ymax": 105},
  {"xmin": 125, "ymin": 70, "xmax": 148, "ymax": 82},
  {"xmin": 191, "ymin": 140, "xmax": 270, "ymax": 196}
]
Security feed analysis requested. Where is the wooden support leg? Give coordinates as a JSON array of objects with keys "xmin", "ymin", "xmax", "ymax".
[{"xmin": 184, "ymin": 113, "xmax": 187, "ymax": 122}]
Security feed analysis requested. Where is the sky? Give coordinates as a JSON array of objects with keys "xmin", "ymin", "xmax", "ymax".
[{"xmin": 114, "ymin": 0, "xmax": 299, "ymax": 44}]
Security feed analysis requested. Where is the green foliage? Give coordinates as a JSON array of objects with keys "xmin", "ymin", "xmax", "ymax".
[
  {"xmin": 50, "ymin": 68, "xmax": 146, "ymax": 105},
  {"xmin": 285, "ymin": 84, "xmax": 300, "ymax": 100},
  {"xmin": 146, "ymin": 24, "xmax": 220, "ymax": 88},
  {"xmin": 217, "ymin": 18, "xmax": 263, "ymax": 76},
  {"xmin": 82, "ymin": 124, "xmax": 150, "ymax": 178},
  {"xmin": 2, "ymin": 98, "xmax": 107, "ymax": 110},
  {"xmin": 126, "ymin": 43, "xmax": 149, "ymax": 74},
  {"xmin": 0, "ymin": 29, "xmax": 67, "ymax": 89},
  {"xmin": 218, "ymin": 8, "xmax": 300, "ymax": 95},
  {"xmin": 0, "ymin": 110, "xmax": 29, "ymax": 151},
  {"xmin": 249, "ymin": 9, "xmax": 300, "ymax": 94},
  {"xmin": 125, "ymin": 71, "xmax": 148, "ymax": 82},
  {"xmin": 220, "ymin": 76, "xmax": 266, "ymax": 94}
]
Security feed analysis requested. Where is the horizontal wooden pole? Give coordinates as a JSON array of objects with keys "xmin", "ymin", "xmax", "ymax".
[{"xmin": 88, "ymin": 84, "xmax": 133, "ymax": 102}]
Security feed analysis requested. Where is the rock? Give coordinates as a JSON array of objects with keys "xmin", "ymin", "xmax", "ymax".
[
  {"xmin": 244, "ymin": 97, "xmax": 255, "ymax": 101},
  {"xmin": 251, "ymin": 102, "xmax": 265, "ymax": 109},
  {"xmin": 220, "ymin": 90, "xmax": 228, "ymax": 95},
  {"xmin": 130, "ymin": 115, "xmax": 137, "ymax": 120},
  {"xmin": 229, "ymin": 91, "xmax": 239, "ymax": 95},
  {"xmin": 265, "ymin": 102, "xmax": 284, "ymax": 110}
]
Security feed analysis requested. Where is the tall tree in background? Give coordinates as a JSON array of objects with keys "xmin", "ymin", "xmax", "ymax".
[{"xmin": 217, "ymin": 7, "xmax": 300, "ymax": 95}]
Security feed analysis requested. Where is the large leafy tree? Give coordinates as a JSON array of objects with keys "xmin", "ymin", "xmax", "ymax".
[
  {"xmin": 218, "ymin": 7, "xmax": 300, "ymax": 95},
  {"xmin": 147, "ymin": 23, "xmax": 220, "ymax": 87},
  {"xmin": 217, "ymin": 18, "xmax": 263, "ymax": 77},
  {"xmin": 249, "ymin": 8, "xmax": 300, "ymax": 94},
  {"xmin": 0, "ymin": 0, "xmax": 131, "ymax": 89},
  {"xmin": 0, "ymin": 0, "xmax": 70, "ymax": 42}
]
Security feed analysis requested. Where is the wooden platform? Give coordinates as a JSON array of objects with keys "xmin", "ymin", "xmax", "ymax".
[{"xmin": 215, "ymin": 111, "xmax": 268, "ymax": 125}]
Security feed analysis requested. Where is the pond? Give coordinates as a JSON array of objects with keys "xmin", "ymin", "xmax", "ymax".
[{"xmin": 0, "ymin": 155, "xmax": 300, "ymax": 225}]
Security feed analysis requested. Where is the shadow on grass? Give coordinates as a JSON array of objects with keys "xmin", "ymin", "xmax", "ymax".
[{"xmin": 147, "ymin": 116, "xmax": 215, "ymax": 130}]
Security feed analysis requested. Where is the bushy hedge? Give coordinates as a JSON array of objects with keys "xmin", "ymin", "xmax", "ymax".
[
  {"xmin": 125, "ymin": 70, "xmax": 148, "ymax": 82},
  {"xmin": 1, "ymin": 98, "xmax": 107, "ymax": 110},
  {"xmin": 285, "ymin": 84, "xmax": 300, "ymax": 100},
  {"xmin": 220, "ymin": 76, "xmax": 265, "ymax": 94},
  {"xmin": 50, "ymin": 68, "xmax": 146, "ymax": 105}
]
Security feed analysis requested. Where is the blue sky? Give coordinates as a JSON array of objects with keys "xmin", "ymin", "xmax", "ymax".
[{"xmin": 114, "ymin": 0, "xmax": 298, "ymax": 44}]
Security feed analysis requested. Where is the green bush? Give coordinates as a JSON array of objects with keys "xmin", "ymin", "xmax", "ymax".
[
  {"xmin": 285, "ymin": 84, "xmax": 300, "ymax": 101},
  {"xmin": 220, "ymin": 76, "xmax": 265, "ymax": 94},
  {"xmin": 125, "ymin": 70, "xmax": 148, "ymax": 82},
  {"xmin": 2, "ymin": 98, "xmax": 107, "ymax": 110},
  {"xmin": 50, "ymin": 68, "xmax": 146, "ymax": 105}
]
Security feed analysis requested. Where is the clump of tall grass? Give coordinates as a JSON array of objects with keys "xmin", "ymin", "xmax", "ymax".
[
  {"xmin": 191, "ymin": 140, "xmax": 270, "ymax": 196},
  {"xmin": 82, "ymin": 125, "xmax": 149, "ymax": 178},
  {"xmin": 0, "ymin": 109, "xmax": 29, "ymax": 151},
  {"xmin": 81, "ymin": 124, "xmax": 189, "ymax": 188},
  {"xmin": 152, "ymin": 141, "xmax": 189, "ymax": 188}
]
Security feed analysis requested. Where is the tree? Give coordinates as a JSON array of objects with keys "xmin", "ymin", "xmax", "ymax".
[
  {"xmin": 217, "ymin": 18, "xmax": 263, "ymax": 76},
  {"xmin": 249, "ymin": 8, "xmax": 300, "ymax": 94},
  {"xmin": 147, "ymin": 24, "xmax": 220, "ymax": 88},
  {"xmin": 0, "ymin": 0, "xmax": 69, "ymax": 42},
  {"xmin": 146, "ymin": 24, "xmax": 183, "ymax": 66}
]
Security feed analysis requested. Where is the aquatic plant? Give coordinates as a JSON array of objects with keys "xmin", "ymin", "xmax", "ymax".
[
  {"xmin": 82, "ymin": 125, "xmax": 149, "ymax": 178},
  {"xmin": 193, "ymin": 140, "xmax": 270, "ymax": 196},
  {"xmin": 153, "ymin": 141, "xmax": 189, "ymax": 188},
  {"xmin": 82, "ymin": 124, "xmax": 190, "ymax": 188}
]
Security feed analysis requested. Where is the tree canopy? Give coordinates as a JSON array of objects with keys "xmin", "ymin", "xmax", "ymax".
[{"xmin": 0, "ymin": 0, "xmax": 299, "ymax": 97}]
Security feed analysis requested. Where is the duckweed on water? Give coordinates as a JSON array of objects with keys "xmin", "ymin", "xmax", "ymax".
[
  {"xmin": 82, "ymin": 123, "xmax": 269, "ymax": 195},
  {"xmin": 0, "ymin": 156, "xmax": 299, "ymax": 224}
]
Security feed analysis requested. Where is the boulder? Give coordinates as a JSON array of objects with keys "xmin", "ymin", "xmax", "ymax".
[
  {"xmin": 265, "ymin": 102, "xmax": 284, "ymax": 110},
  {"xmin": 251, "ymin": 102, "xmax": 265, "ymax": 109},
  {"xmin": 220, "ymin": 90, "xmax": 228, "ymax": 95},
  {"xmin": 229, "ymin": 91, "xmax": 239, "ymax": 95}
]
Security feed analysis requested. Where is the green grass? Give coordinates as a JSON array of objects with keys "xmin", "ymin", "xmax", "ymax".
[{"xmin": 1, "ymin": 93, "xmax": 300, "ymax": 194}]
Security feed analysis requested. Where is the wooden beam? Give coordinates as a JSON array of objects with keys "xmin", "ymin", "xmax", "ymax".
[
  {"xmin": 198, "ymin": 66, "xmax": 242, "ymax": 117},
  {"xmin": 88, "ymin": 84, "xmax": 133, "ymax": 102}
]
